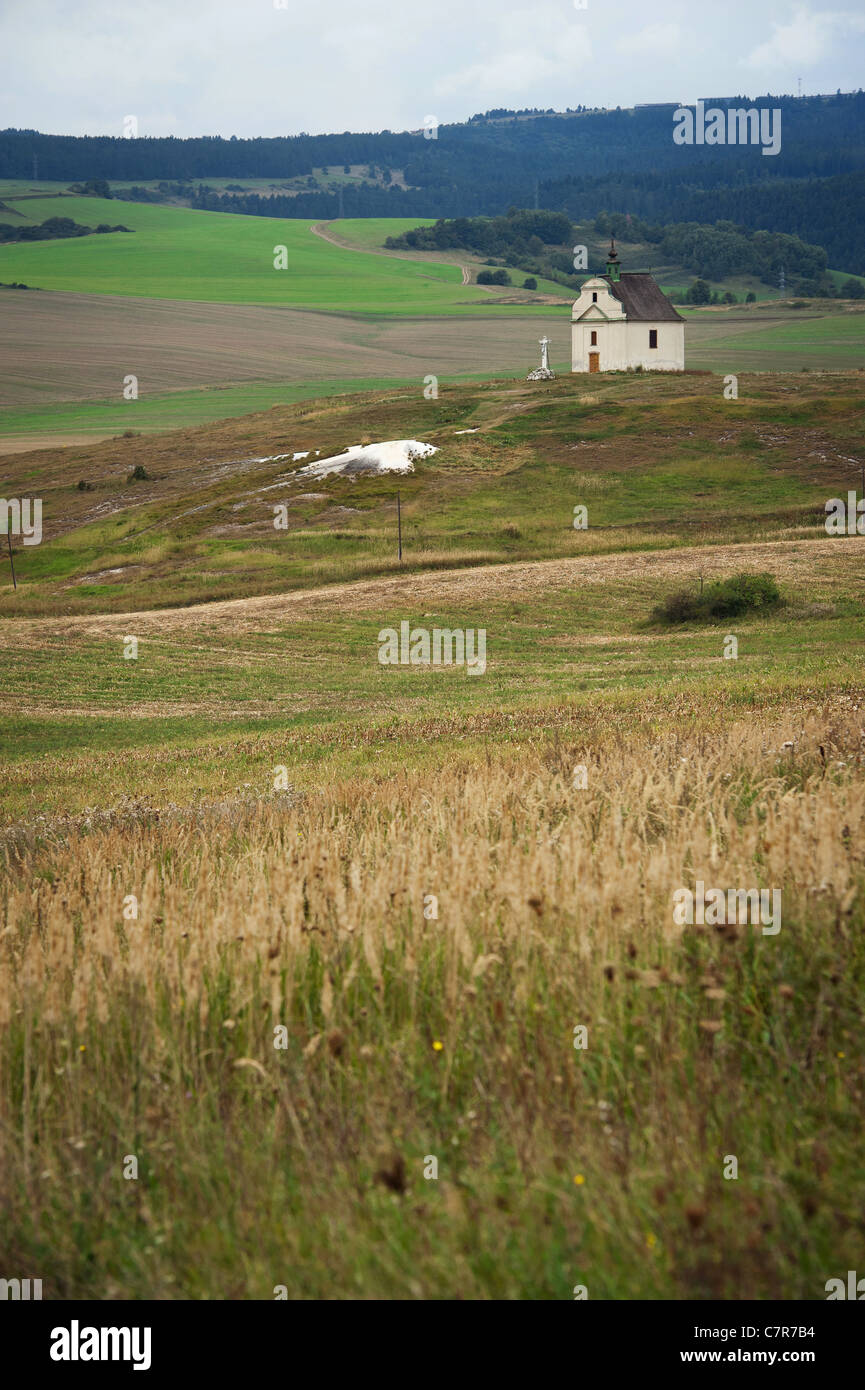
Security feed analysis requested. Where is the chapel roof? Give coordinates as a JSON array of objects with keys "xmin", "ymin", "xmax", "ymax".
[{"xmin": 602, "ymin": 272, "xmax": 684, "ymax": 322}]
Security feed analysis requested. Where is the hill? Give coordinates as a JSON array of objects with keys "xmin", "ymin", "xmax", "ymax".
[
  {"xmin": 3, "ymin": 371, "xmax": 865, "ymax": 1300},
  {"xmin": 4, "ymin": 91, "xmax": 865, "ymax": 267},
  {"xmin": 3, "ymin": 369, "xmax": 863, "ymax": 617}
]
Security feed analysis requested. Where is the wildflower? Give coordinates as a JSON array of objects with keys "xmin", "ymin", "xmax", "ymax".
[
  {"xmin": 432, "ymin": 1040, "xmax": 443, "ymax": 1052},
  {"xmin": 573, "ymin": 1174, "xmax": 585, "ymax": 1186},
  {"xmin": 646, "ymin": 1233, "xmax": 657, "ymax": 1249}
]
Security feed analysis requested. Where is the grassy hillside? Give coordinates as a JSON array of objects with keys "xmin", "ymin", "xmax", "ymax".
[
  {"xmin": 0, "ymin": 196, "xmax": 567, "ymax": 311},
  {"xmin": 2, "ymin": 367, "xmax": 865, "ymax": 1299},
  {"xmin": 2, "ymin": 371, "xmax": 863, "ymax": 618}
]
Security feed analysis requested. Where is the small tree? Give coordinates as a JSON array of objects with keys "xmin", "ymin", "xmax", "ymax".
[
  {"xmin": 687, "ymin": 278, "xmax": 711, "ymax": 305},
  {"xmin": 840, "ymin": 277, "xmax": 865, "ymax": 300},
  {"xmin": 745, "ymin": 291, "xmax": 757, "ymax": 303},
  {"xmin": 523, "ymin": 276, "xmax": 538, "ymax": 290},
  {"xmin": 723, "ymin": 291, "xmax": 737, "ymax": 304}
]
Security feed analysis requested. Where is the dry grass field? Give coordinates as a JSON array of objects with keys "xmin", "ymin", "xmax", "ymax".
[
  {"xmin": 2, "ymin": 690, "xmax": 864, "ymax": 1299},
  {"xmin": 2, "ymin": 367, "xmax": 864, "ymax": 1300}
]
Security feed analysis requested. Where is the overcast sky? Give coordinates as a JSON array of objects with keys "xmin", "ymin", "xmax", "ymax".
[{"xmin": 2, "ymin": 0, "xmax": 863, "ymax": 138}]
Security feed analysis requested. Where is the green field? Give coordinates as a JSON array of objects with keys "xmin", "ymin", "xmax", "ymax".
[
  {"xmin": 0, "ymin": 197, "xmax": 567, "ymax": 312},
  {"xmin": 0, "ymin": 376, "xmax": 415, "ymax": 439}
]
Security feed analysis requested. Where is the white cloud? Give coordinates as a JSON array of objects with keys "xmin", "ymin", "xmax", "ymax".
[
  {"xmin": 741, "ymin": 5, "xmax": 865, "ymax": 71},
  {"xmin": 0, "ymin": 0, "xmax": 862, "ymax": 137},
  {"xmin": 616, "ymin": 22, "xmax": 682, "ymax": 57}
]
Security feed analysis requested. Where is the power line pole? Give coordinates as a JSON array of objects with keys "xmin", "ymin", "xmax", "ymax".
[{"xmin": 397, "ymin": 491, "xmax": 402, "ymax": 562}]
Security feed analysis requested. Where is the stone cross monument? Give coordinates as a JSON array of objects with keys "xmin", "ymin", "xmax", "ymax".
[{"xmin": 527, "ymin": 334, "xmax": 555, "ymax": 380}]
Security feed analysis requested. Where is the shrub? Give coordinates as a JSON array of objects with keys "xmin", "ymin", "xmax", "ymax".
[
  {"xmin": 840, "ymin": 277, "xmax": 865, "ymax": 300},
  {"xmin": 745, "ymin": 291, "xmax": 756, "ymax": 303},
  {"xmin": 652, "ymin": 572, "xmax": 781, "ymax": 624},
  {"xmin": 686, "ymin": 278, "xmax": 711, "ymax": 305},
  {"xmin": 522, "ymin": 276, "xmax": 538, "ymax": 290},
  {"xmin": 128, "ymin": 464, "xmax": 151, "ymax": 481}
]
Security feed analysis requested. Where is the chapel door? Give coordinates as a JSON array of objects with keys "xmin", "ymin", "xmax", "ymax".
[{"xmin": 589, "ymin": 352, "xmax": 600, "ymax": 374}]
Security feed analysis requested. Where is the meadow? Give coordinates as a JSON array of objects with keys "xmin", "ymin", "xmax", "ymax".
[
  {"xmin": 0, "ymin": 197, "xmax": 565, "ymax": 312},
  {"xmin": 2, "ymin": 538, "xmax": 864, "ymax": 1297},
  {"xmin": 2, "ymin": 223, "xmax": 864, "ymax": 1296},
  {"xmin": 2, "ymin": 194, "xmax": 864, "ymax": 453},
  {"xmin": 2, "ymin": 370, "xmax": 862, "ymax": 616}
]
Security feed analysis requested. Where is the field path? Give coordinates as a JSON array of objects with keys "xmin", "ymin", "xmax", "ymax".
[
  {"xmin": 311, "ymin": 220, "xmax": 474, "ymax": 288},
  {"xmin": 4, "ymin": 534, "xmax": 863, "ymax": 642}
]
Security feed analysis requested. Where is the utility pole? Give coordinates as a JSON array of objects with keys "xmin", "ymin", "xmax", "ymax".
[
  {"xmin": 397, "ymin": 491, "xmax": 402, "ymax": 561},
  {"xmin": 6, "ymin": 530, "xmax": 17, "ymax": 590}
]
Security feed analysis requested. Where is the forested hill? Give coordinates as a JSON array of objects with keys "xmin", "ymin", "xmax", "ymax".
[{"xmin": 3, "ymin": 91, "xmax": 864, "ymax": 269}]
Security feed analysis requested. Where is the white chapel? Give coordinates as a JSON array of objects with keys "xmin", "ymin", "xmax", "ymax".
[{"xmin": 571, "ymin": 240, "xmax": 685, "ymax": 373}]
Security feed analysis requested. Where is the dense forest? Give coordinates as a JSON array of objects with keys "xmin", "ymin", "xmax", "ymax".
[
  {"xmin": 2, "ymin": 92, "xmax": 863, "ymax": 268},
  {"xmin": 385, "ymin": 209, "xmax": 832, "ymax": 294}
]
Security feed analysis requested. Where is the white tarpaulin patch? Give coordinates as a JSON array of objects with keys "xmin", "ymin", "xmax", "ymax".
[{"xmin": 295, "ymin": 439, "xmax": 437, "ymax": 479}]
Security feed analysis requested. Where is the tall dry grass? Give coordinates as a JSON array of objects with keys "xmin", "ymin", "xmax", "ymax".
[{"xmin": 1, "ymin": 700, "xmax": 863, "ymax": 1298}]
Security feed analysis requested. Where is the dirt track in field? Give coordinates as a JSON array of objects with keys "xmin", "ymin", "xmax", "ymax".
[
  {"xmin": 310, "ymin": 220, "xmax": 475, "ymax": 288},
  {"xmin": 4, "ymin": 535, "xmax": 863, "ymax": 643},
  {"xmin": 0, "ymin": 288, "xmax": 562, "ymax": 408}
]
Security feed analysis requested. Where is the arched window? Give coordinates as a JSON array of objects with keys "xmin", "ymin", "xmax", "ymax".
[{"xmin": 590, "ymin": 330, "xmax": 598, "ymax": 345}]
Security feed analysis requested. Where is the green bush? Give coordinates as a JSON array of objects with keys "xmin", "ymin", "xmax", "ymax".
[{"xmin": 652, "ymin": 572, "xmax": 781, "ymax": 624}]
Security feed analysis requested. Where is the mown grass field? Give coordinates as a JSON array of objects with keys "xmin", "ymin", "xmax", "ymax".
[
  {"xmin": 1, "ymin": 546, "xmax": 864, "ymax": 1299},
  {"xmin": 2, "ymin": 370, "xmax": 864, "ymax": 1300}
]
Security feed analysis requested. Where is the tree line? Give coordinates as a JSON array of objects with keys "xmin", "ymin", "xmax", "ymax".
[
  {"xmin": 384, "ymin": 209, "xmax": 834, "ymax": 294},
  {"xmin": 3, "ymin": 91, "xmax": 861, "ymax": 269}
]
